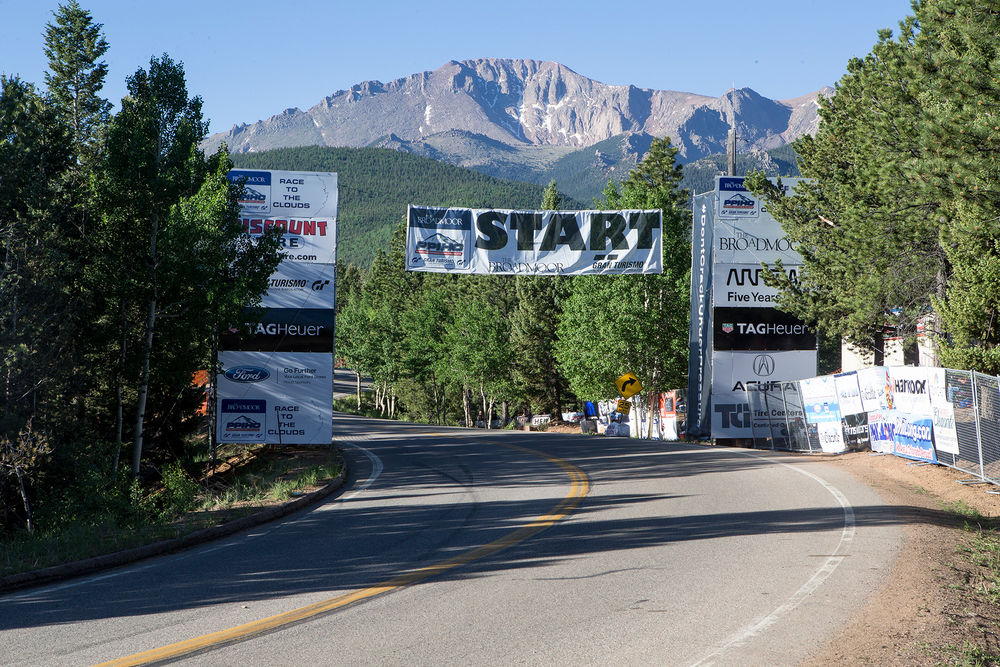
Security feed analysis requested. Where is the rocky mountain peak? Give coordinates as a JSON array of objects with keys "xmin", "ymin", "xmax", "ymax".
[{"xmin": 202, "ymin": 58, "xmax": 828, "ymax": 165}]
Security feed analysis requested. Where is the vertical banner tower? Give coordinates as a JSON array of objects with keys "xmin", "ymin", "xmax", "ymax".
[
  {"xmin": 215, "ymin": 170, "xmax": 338, "ymax": 445},
  {"xmin": 687, "ymin": 176, "xmax": 817, "ymax": 440}
]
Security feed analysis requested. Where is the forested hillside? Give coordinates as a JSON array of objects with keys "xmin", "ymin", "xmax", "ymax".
[{"xmin": 231, "ymin": 146, "xmax": 582, "ymax": 267}]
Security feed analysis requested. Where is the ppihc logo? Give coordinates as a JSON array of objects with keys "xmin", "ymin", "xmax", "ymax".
[
  {"xmin": 722, "ymin": 193, "xmax": 755, "ymax": 211},
  {"xmin": 225, "ymin": 415, "xmax": 261, "ymax": 432},
  {"xmin": 416, "ymin": 233, "xmax": 464, "ymax": 257}
]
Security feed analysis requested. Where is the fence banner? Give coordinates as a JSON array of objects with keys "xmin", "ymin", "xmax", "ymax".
[
  {"xmin": 834, "ymin": 371, "xmax": 864, "ymax": 416},
  {"xmin": 216, "ymin": 351, "xmax": 333, "ymax": 445},
  {"xmin": 405, "ymin": 206, "xmax": 662, "ymax": 275},
  {"xmin": 842, "ymin": 412, "xmax": 871, "ymax": 449},
  {"xmin": 929, "ymin": 368, "xmax": 960, "ymax": 455},
  {"xmin": 817, "ymin": 420, "xmax": 847, "ymax": 453},
  {"xmin": 893, "ymin": 412, "xmax": 937, "ymax": 463},
  {"xmin": 857, "ymin": 366, "xmax": 893, "ymax": 412},
  {"xmin": 890, "ymin": 366, "xmax": 932, "ymax": 414},
  {"xmin": 868, "ymin": 409, "xmax": 896, "ymax": 453}
]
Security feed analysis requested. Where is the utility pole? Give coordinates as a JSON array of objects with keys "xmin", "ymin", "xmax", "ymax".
[{"xmin": 726, "ymin": 127, "xmax": 737, "ymax": 176}]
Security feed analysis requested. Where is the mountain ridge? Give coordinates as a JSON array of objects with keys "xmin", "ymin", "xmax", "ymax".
[{"xmin": 204, "ymin": 58, "xmax": 830, "ymax": 162}]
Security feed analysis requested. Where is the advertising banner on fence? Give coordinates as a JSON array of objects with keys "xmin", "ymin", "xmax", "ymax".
[
  {"xmin": 868, "ymin": 409, "xmax": 896, "ymax": 453},
  {"xmin": 857, "ymin": 366, "xmax": 893, "ymax": 412},
  {"xmin": 834, "ymin": 372, "xmax": 864, "ymax": 416},
  {"xmin": 800, "ymin": 375, "xmax": 841, "ymax": 424},
  {"xmin": 893, "ymin": 412, "xmax": 937, "ymax": 463},
  {"xmin": 405, "ymin": 206, "xmax": 662, "ymax": 275},
  {"xmin": 216, "ymin": 351, "xmax": 333, "ymax": 445},
  {"xmin": 929, "ymin": 368, "xmax": 960, "ymax": 455},
  {"xmin": 890, "ymin": 366, "xmax": 932, "ymax": 414}
]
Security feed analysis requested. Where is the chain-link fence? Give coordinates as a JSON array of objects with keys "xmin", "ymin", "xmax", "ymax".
[{"xmin": 741, "ymin": 367, "xmax": 1000, "ymax": 488}]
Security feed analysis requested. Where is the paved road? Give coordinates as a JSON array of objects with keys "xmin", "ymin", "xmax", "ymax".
[{"xmin": 0, "ymin": 415, "xmax": 902, "ymax": 666}]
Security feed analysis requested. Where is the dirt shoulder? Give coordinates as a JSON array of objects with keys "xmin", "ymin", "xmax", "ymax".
[{"xmin": 803, "ymin": 452, "xmax": 1000, "ymax": 665}]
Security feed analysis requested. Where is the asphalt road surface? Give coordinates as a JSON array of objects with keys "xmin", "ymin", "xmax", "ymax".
[{"xmin": 0, "ymin": 415, "xmax": 901, "ymax": 666}]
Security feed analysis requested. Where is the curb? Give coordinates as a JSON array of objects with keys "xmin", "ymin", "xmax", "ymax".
[{"xmin": 0, "ymin": 463, "xmax": 348, "ymax": 594}]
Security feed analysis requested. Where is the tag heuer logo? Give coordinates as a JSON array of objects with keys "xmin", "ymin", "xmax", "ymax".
[{"xmin": 722, "ymin": 323, "xmax": 734, "ymax": 334}]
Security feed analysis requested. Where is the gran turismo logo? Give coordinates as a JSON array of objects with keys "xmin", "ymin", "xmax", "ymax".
[
  {"xmin": 753, "ymin": 354, "xmax": 776, "ymax": 376},
  {"xmin": 311, "ymin": 279, "xmax": 330, "ymax": 291}
]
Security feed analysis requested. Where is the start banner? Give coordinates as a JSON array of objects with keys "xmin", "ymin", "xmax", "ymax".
[{"xmin": 405, "ymin": 206, "xmax": 662, "ymax": 275}]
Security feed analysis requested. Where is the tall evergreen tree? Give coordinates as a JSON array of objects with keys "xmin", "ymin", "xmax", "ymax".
[
  {"xmin": 0, "ymin": 77, "xmax": 72, "ymax": 524},
  {"xmin": 43, "ymin": 0, "xmax": 110, "ymax": 165},
  {"xmin": 747, "ymin": 0, "xmax": 1000, "ymax": 373}
]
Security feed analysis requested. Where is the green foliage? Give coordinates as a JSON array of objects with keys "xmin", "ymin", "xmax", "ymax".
[
  {"xmin": 159, "ymin": 463, "xmax": 199, "ymax": 517},
  {"xmin": 43, "ymin": 0, "xmax": 111, "ymax": 163},
  {"xmin": 555, "ymin": 137, "xmax": 691, "ymax": 408},
  {"xmin": 746, "ymin": 1, "xmax": 1000, "ymax": 373}
]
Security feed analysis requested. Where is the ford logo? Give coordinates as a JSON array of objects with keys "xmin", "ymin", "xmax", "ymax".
[{"xmin": 225, "ymin": 366, "xmax": 270, "ymax": 383}]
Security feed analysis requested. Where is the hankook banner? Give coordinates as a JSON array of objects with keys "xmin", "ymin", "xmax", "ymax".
[{"xmin": 405, "ymin": 206, "xmax": 662, "ymax": 275}]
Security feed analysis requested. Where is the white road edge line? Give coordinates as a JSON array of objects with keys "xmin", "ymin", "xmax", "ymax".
[
  {"xmin": 690, "ymin": 452, "xmax": 856, "ymax": 667},
  {"xmin": 3, "ymin": 443, "xmax": 384, "ymax": 600}
]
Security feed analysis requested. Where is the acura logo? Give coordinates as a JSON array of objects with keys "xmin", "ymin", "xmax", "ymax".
[{"xmin": 753, "ymin": 354, "xmax": 776, "ymax": 376}]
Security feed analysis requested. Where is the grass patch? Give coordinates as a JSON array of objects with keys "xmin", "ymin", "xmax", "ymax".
[
  {"xmin": 942, "ymin": 500, "xmax": 986, "ymax": 521},
  {"xmin": 1, "ymin": 447, "xmax": 342, "ymax": 579},
  {"xmin": 944, "ymin": 640, "xmax": 1000, "ymax": 666}
]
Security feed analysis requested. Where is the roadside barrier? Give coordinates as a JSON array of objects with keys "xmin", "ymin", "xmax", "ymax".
[{"xmin": 744, "ymin": 367, "xmax": 1000, "ymax": 489}]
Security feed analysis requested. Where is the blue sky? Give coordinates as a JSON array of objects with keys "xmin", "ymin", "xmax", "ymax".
[{"xmin": 2, "ymin": 0, "xmax": 915, "ymax": 135}]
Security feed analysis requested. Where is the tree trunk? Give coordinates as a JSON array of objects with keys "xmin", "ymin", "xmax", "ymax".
[
  {"xmin": 111, "ymin": 300, "xmax": 126, "ymax": 479},
  {"xmin": 14, "ymin": 464, "xmax": 34, "ymax": 533},
  {"xmin": 131, "ymin": 210, "xmax": 159, "ymax": 482},
  {"xmin": 131, "ymin": 294, "xmax": 156, "ymax": 480},
  {"xmin": 355, "ymin": 370, "xmax": 362, "ymax": 409},
  {"xmin": 462, "ymin": 387, "xmax": 471, "ymax": 427}
]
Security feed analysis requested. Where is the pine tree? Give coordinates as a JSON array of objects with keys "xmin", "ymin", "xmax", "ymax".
[
  {"xmin": 43, "ymin": 0, "xmax": 110, "ymax": 165},
  {"xmin": 747, "ymin": 0, "xmax": 1000, "ymax": 373}
]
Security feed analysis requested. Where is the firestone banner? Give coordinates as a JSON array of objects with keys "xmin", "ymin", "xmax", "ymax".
[{"xmin": 405, "ymin": 206, "xmax": 662, "ymax": 275}]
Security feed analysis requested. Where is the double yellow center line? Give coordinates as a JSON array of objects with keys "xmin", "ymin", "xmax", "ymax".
[{"xmin": 96, "ymin": 440, "xmax": 589, "ymax": 666}]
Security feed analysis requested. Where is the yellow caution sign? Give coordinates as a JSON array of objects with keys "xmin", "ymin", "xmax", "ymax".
[
  {"xmin": 616, "ymin": 399, "xmax": 632, "ymax": 415},
  {"xmin": 615, "ymin": 372, "xmax": 642, "ymax": 399}
]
